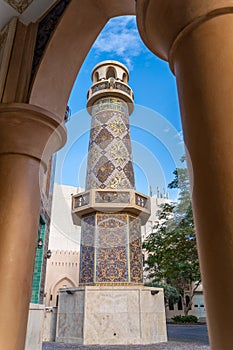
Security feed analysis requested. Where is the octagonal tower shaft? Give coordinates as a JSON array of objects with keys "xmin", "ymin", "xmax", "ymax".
[
  {"xmin": 86, "ymin": 61, "xmax": 135, "ymax": 191},
  {"xmin": 73, "ymin": 61, "xmax": 151, "ymax": 286}
]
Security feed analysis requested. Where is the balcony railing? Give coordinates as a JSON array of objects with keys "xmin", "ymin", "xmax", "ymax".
[
  {"xmin": 74, "ymin": 193, "xmax": 90, "ymax": 208},
  {"xmin": 72, "ymin": 189, "xmax": 151, "ymax": 226},
  {"xmin": 135, "ymin": 193, "xmax": 149, "ymax": 209},
  {"xmin": 87, "ymin": 80, "xmax": 134, "ymax": 100},
  {"xmin": 95, "ymin": 191, "xmax": 130, "ymax": 204}
]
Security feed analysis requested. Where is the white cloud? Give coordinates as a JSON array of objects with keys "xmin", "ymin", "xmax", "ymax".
[{"xmin": 93, "ymin": 16, "xmax": 146, "ymax": 70}]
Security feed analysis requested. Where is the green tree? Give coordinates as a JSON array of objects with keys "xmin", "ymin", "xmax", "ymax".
[
  {"xmin": 143, "ymin": 159, "xmax": 201, "ymax": 315},
  {"xmin": 145, "ymin": 281, "xmax": 180, "ymax": 308}
]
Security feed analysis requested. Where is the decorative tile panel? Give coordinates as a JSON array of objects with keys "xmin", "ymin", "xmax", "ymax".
[
  {"xmin": 79, "ymin": 216, "xmax": 95, "ymax": 284},
  {"xmin": 0, "ymin": 18, "xmax": 17, "ymax": 100},
  {"xmin": 92, "ymin": 98, "xmax": 128, "ymax": 115},
  {"xmin": 129, "ymin": 216, "xmax": 143, "ymax": 283},
  {"xmin": 96, "ymin": 214, "xmax": 128, "ymax": 283},
  {"xmin": 85, "ymin": 97, "xmax": 135, "ymax": 190},
  {"xmin": 79, "ymin": 213, "xmax": 143, "ymax": 285},
  {"xmin": 123, "ymin": 161, "xmax": 135, "ymax": 187},
  {"xmin": 94, "ymin": 128, "xmax": 114, "ymax": 149},
  {"xmin": 94, "ymin": 157, "xmax": 115, "ymax": 183},
  {"xmin": 95, "ymin": 191, "xmax": 130, "ymax": 204},
  {"xmin": 4, "ymin": 0, "xmax": 33, "ymax": 14},
  {"xmin": 31, "ymin": 0, "xmax": 71, "ymax": 81},
  {"xmin": 108, "ymin": 117, "xmax": 126, "ymax": 137}
]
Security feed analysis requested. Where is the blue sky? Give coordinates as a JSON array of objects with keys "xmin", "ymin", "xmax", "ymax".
[{"xmin": 55, "ymin": 16, "xmax": 184, "ymax": 199}]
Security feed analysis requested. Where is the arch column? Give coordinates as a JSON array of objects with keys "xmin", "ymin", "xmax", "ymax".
[
  {"xmin": 0, "ymin": 103, "xmax": 66, "ymax": 350},
  {"xmin": 137, "ymin": 1, "xmax": 233, "ymax": 349}
]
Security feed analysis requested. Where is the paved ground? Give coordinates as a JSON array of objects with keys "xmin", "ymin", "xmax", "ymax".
[
  {"xmin": 167, "ymin": 324, "xmax": 209, "ymax": 345},
  {"xmin": 43, "ymin": 324, "xmax": 210, "ymax": 350}
]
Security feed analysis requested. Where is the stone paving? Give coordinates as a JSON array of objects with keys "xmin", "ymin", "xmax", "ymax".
[
  {"xmin": 43, "ymin": 342, "xmax": 210, "ymax": 350},
  {"xmin": 43, "ymin": 324, "xmax": 210, "ymax": 350}
]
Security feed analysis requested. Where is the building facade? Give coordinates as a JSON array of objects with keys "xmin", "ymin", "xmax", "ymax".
[
  {"xmin": 44, "ymin": 183, "xmax": 81, "ymax": 307},
  {"xmin": 31, "ymin": 155, "xmax": 56, "ymax": 304}
]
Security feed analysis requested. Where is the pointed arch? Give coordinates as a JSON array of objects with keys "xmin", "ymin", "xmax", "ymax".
[
  {"xmin": 106, "ymin": 66, "xmax": 116, "ymax": 79},
  {"xmin": 122, "ymin": 72, "xmax": 128, "ymax": 83},
  {"xmin": 93, "ymin": 71, "xmax": 100, "ymax": 83},
  {"xmin": 51, "ymin": 276, "xmax": 76, "ymax": 294}
]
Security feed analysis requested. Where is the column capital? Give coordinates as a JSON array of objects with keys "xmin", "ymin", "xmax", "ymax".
[
  {"xmin": 0, "ymin": 103, "xmax": 67, "ymax": 167},
  {"xmin": 136, "ymin": 0, "xmax": 233, "ymax": 68}
]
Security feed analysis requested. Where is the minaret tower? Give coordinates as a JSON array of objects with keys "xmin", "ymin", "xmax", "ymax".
[
  {"xmin": 58, "ymin": 61, "xmax": 167, "ymax": 346},
  {"xmin": 72, "ymin": 61, "xmax": 150, "ymax": 285}
]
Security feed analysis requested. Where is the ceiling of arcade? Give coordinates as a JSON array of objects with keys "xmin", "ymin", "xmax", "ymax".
[{"xmin": 0, "ymin": 0, "xmax": 56, "ymax": 30}]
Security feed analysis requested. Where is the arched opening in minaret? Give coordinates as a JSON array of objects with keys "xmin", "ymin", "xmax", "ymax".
[
  {"xmin": 93, "ymin": 71, "xmax": 99, "ymax": 83},
  {"xmin": 106, "ymin": 67, "xmax": 116, "ymax": 79},
  {"xmin": 122, "ymin": 72, "xmax": 127, "ymax": 83}
]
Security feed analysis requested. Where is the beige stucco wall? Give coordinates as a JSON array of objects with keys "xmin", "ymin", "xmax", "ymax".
[
  {"xmin": 44, "ymin": 250, "xmax": 80, "ymax": 307},
  {"xmin": 44, "ymin": 184, "xmax": 82, "ymax": 306},
  {"xmin": 25, "ymin": 304, "xmax": 45, "ymax": 350}
]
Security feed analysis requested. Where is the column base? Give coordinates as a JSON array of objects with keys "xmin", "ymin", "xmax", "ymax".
[{"xmin": 56, "ymin": 285, "xmax": 167, "ymax": 345}]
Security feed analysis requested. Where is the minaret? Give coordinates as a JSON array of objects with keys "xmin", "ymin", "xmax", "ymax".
[
  {"xmin": 58, "ymin": 61, "xmax": 167, "ymax": 346},
  {"xmin": 72, "ymin": 61, "xmax": 151, "ymax": 285}
]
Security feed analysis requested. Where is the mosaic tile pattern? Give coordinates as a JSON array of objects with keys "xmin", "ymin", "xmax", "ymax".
[
  {"xmin": 31, "ymin": 0, "xmax": 71, "ymax": 81},
  {"xmin": 79, "ymin": 215, "xmax": 95, "ymax": 284},
  {"xmin": 79, "ymin": 213, "xmax": 143, "ymax": 285},
  {"xmin": 97, "ymin": 214, "xmax": 128, "ymax": 283},
  {"xmin": 4, "ymin": 0, "xmax": 33, "ymax": 14},
  {"xmin": 0, "ymin": 18, "xmax": 17, "ymax": 100},
  {"xmin": 95, "ymin": 191, "xmax": 130, "ymax": 204},
  {"xmin": 85, "ymin": 97, "xmax": 135, "ymax": 190},
  {"xmin": 129, "ymin": 216, "xmax": 143, "ymax": 283},
  {"xmin": 79, "ymin": 87, "xmax": 143, "ymax": 285}
]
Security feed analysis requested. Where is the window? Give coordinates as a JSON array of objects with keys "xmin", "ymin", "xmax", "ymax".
[
  {"xmin": 168, "ymin": 298, "xmax": 174, "ymax": 310},
  {"xmin": 178, "ymin": 296, "xmax": 183, "ymax": 310},
  {"xmin": 186, "ymin": 295, "xmax": 191, "ymax": 310}
]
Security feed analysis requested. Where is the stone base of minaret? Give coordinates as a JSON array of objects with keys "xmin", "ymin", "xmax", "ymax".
[{"xmin": 56, "ymin": 285, "xmax": 167, "ymax": 345}]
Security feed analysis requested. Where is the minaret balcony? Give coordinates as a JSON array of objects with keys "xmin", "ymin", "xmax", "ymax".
[
  {"xmin": 86, "ymin": 79, "xmax": 134, "ymax": 114},
  {"xmin": 72, "ymin": 188, "xmax": 150, "ymax": 226}
]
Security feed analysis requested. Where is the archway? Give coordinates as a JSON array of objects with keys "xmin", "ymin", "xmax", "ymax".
[
  {"xmin": 1, "ymin": 1, "xmax": 233, "ymax": 349},
  {"xmin": 29, "ymin": 2, "xmax": 233, "ymax": 348},
  {"xmin": 51, "ymin": 276, "xmax": 76, "ymax": 307}
]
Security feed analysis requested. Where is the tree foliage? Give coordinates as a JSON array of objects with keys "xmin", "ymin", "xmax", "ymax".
[{"xmin": 143, "ymin": 158, "xmax": 201, "ymax": 315}]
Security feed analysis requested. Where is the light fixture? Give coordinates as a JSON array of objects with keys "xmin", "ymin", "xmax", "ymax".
[
  {"xmin": 66, "ymin": 290, "xmax": 74, "ymax": 295},
  {"xmin": 37, "ymin": 238, "xmax": 43, "ymax": 249},
  {"xmin": 46, "ymin": 250, "xmax": 52, "ymax": 259},
  {"xmin": 151, "ymin": 290, "xmax": 159, "ymax": 295}
]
